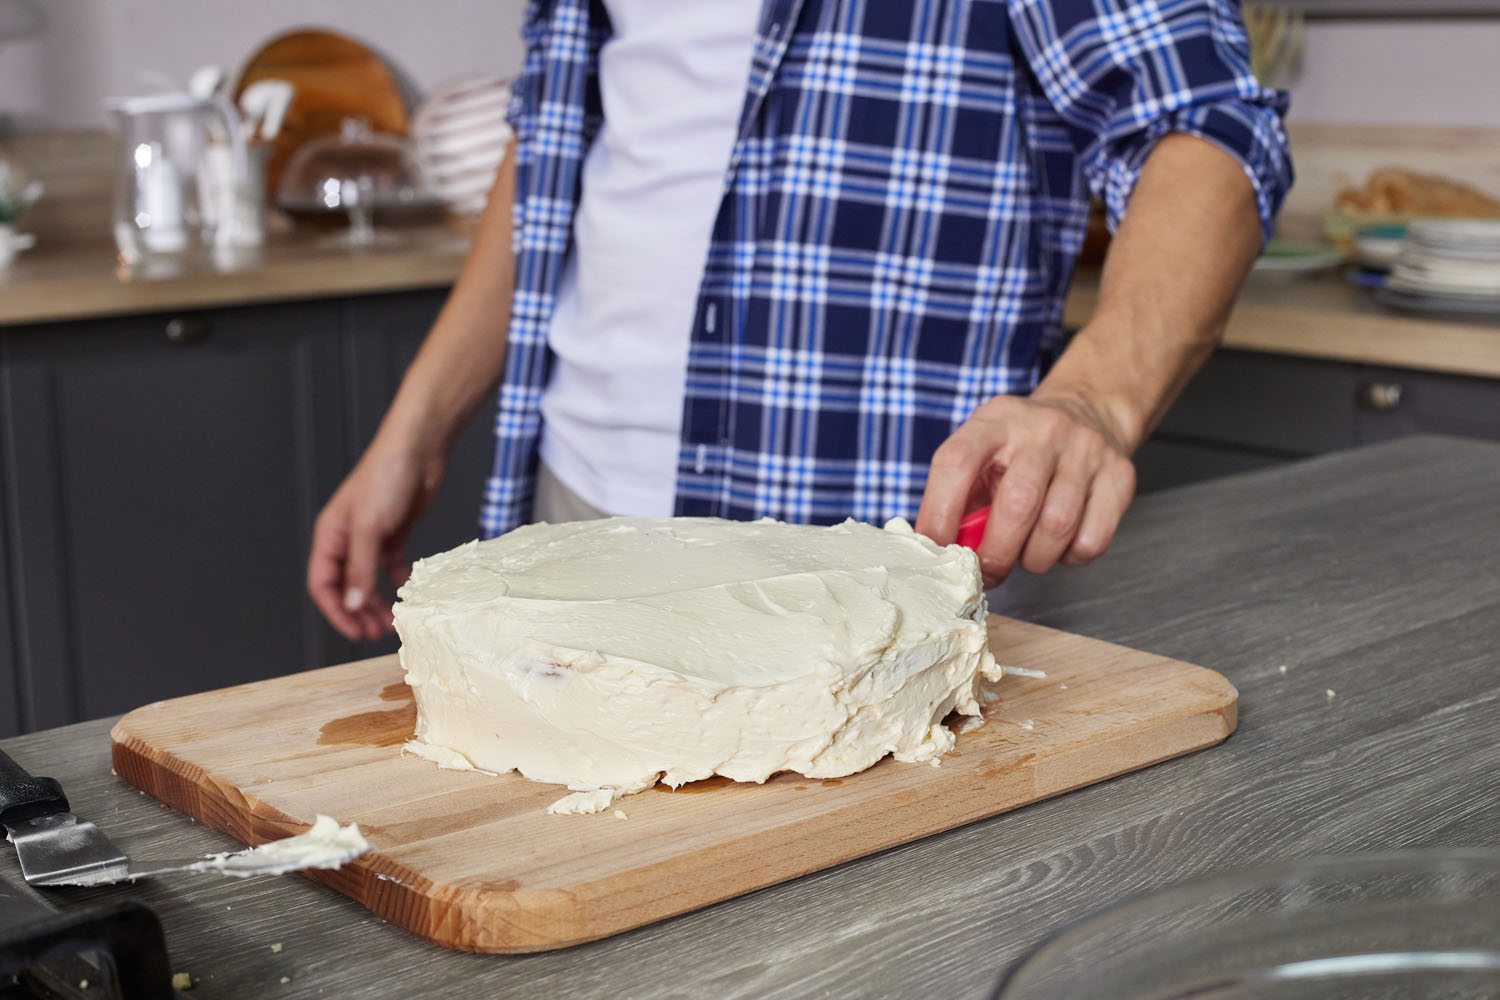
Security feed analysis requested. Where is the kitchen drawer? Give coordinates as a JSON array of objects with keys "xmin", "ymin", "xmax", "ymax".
[
  {"xmin": 1134, "ymin": 436, "xmax": 1289, "ymax": 494},
  {"xmin": 1355, "ymin": 367, "xmax": 1500, "ymax": 446},
  {"xmin": 1156, "ymin": 350, "xmax": 1360, "ymax": 456}
]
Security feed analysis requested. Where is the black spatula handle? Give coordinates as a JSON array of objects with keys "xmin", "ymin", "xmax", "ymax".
[{"xmin": 0, "ymin": 746, "xmax": 69, "ymax": 825}]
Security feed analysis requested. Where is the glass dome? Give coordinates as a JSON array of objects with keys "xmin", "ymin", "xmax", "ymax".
[{"xmin": 276, "ymin": 117, "xmax": 428, "ymax": 246}]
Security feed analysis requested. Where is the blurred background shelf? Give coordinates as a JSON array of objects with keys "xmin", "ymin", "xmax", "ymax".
[{"xmin": 1288, "ymin": 0, "xmax": 1500, "ymax": 17}]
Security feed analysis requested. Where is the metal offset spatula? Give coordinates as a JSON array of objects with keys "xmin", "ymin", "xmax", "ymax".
[
  {"xmin": 1, "ymin": 748, "xmax": 367, "ymax": 887},
  {"xmin": 0, "ymin": 747, "xmax": 129, "ymax": 887}
]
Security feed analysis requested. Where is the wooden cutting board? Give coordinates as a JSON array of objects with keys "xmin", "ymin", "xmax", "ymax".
[
  {"xmin": 233, "ymin": 29, "xmax": 410, "ymax": 198},
  {"xmin": 110, "ymin": 617, "xmax": 1236, "ymax": 954}
]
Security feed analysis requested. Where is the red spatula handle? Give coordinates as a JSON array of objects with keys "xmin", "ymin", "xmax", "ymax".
[{"xmin": 955, "ymin": 507, "xmax": 989, "ymax": 550}]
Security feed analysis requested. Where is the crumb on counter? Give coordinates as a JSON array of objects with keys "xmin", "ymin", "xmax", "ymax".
[
  {"xmin": 280, "ymin": 977, "xmax": 291, "ymax": 985},
  {"xmin": 1326, "ymin": 689, "xmax": 1337, "ymax": 700},
  {"xmin": 78, "ymin": 980, "xmax": 87, "ymax": 990},
  {"xmin": 109, "ymin": 767, "xmax": 117, "ymax": 776},
  {"xmin": 172, "ymin": 972, "xmax": 193, "ymax": 990},
  {"xmin": 1278, "ymin": 664, "xmax": 1288, "ymax": 674},
  {"xmin": 1021, "ymin": 719, "xmax": 1035, "ymax": 731},
  {"xmin": 613, "ymin": 809, "xmax": 628, "ymax": 820},
  {"xmin": 270, "ymin": 942, "xmax": 283, "ymax": 954},
  {"xmin": 1006, "ymin": 666, "xmax": 1048, "ymax": 679},
  {"xmin": 928, "ymin": 757, "xmax": 941, "ymax": 768},
  {"xmin": 1059, "ymin": 683, "xmax": 1069, "ymax": 690}
]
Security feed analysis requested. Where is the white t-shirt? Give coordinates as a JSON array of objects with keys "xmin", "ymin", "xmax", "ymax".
[{"xmin": 537, "ymin": 0, "xmax": 761, "ymax": 516}]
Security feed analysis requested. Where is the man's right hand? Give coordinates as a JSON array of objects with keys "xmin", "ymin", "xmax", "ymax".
[
  {"xmin": 308, "ymin": 440, "xmax": 446, "ymax": 641},
  {"xmin": 306, "ymin": 148, "xmax": 515, "ymax": 641}
]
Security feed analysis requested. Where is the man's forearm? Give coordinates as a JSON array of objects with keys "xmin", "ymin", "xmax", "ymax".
[
  {"xmin": 1035, "ymin": 133, "xmax": 1264, "ymax": 453},
  {"xmin": 380, "ymin": 147, "xmax": 518, "ymax": 459}
]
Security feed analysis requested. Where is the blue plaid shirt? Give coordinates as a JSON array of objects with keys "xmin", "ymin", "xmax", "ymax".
[{"xmin": 480, "ymin": 0, "xmax": 1291, "ymax": 538}]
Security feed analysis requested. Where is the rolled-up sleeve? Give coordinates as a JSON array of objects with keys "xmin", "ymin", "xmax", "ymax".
[{"xmin": 1010, "ymin": 0, "xmax": 1293, "ymax": 241}]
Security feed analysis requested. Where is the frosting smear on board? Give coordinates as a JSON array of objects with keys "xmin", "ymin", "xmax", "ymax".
[{"xmin": 394, "ymin": 517, "xmax": 1000, "ymax": 813}]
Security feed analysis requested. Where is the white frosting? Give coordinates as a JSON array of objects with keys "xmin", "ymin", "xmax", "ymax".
[
  {"xmin": 547, "ymin": 789, "xmax": 617, "ymax": 815},
  {"xmin": 393, "ymin": 516, "xmax": 999, "ymax": 810},
  {"xmin": 182, "ymin": 815, "xmax": 369, "ymax": 878},
  {"xmin": 402, "ymin": 739, "xmax": 496, "ymax": 775}
]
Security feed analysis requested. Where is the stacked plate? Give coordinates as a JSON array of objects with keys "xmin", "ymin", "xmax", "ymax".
[
  {"xmin": 412, "ymin": 76, "xmax": 512, "ymax": 218},
  {"xmin": 1381, "ymin": 219, "xmax": 1500, "ymax": 316}
]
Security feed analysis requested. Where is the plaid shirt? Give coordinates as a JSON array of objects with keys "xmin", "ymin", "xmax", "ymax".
[{"xmin": 480, "ymin": 0, "xmax": 1291, "ymax": 538}]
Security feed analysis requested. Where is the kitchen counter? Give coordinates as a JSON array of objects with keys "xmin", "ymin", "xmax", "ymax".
[
  {"xmin": 0, "ymin": 226, "xmax": 469, "ymax": 327},
  {"xmin": 2, "ymin": 229, "xmax": 1497, "ymax": 381},
  {"xmin": 3, "ymin": 435, "xmax": 1498, "ymax": 998},
  {"xmin": 1066, "ymin": 269, "xmax": 1500, "ymax": 381}
]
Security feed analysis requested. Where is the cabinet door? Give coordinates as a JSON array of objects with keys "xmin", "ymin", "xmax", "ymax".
[
  {"xmin": 1155, "ymin": 350, "xmax": 1361, "ymax": 456},
  {"xmin": 0, "ymin": 303, "xmax": 348, "ymax": 728},
  {"xmin": 1136, "ymin": 349, "xmax": 1363, "ymax": 493},
  {"xmin": 1355, "ymin": 367, "xmax": 1500, "ymax": 446},
  {"xmin": 343, "ymin": 290, "xmax": 496, "ymax": 561},
  {"xmin": 1133, "ymin": 438, "xmax": 1288, "ymax": 494},
  {"xmin": 341, "ymin": 290, "xmax": 496, "ymax": 656},
  {"xmin": 0, "ymin": 479, "xmax": 18, "ymax": 737}
]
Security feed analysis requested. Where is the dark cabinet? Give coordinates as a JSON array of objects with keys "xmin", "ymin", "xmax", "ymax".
[
  {"xmin": 1, "ymin": 303, "xmax": 350, "ymax": 731},
  {"xmin": 1154, "ymin": 352, "xmax": 1361, "ymax": 456},
  {"xmin": 1132, "ymin": 438, "xmax": 1288, "ymax": 493},
  {"xmin": 342, "ymin": 292, "xmax": 496, "ymax": 569},
  {"xmin": 0, "ymin": 478, "xmax": 17, "ymax": 736},
  {"xmin": 340, "ymin": 291, "xmax": 498, "ymax": 658},
  {"xmin": 1354, "ymin": 367, "xmax": 1500, "ymax": 445},
  {"xmin": 1137, "ymin": 349, "xmax": 1500, "ymax": 495},
  {"xmin": 0, "ymin": 288, "xmax": 498, "ymax": 736},
  {"xmin": 1137, "ymin": 351, "xmax": 1361, "ymax": 493}
]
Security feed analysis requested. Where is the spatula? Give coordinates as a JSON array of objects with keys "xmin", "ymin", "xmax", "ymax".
[
  {"xmin": 956, "ymin": 507, "xmax": 990, "ymax": 550},
  {"xmin": 0, "ymin": 747, "xmax": 129, "ymax": 887},
  {"xmin": 1, "ymin": 749, "xmax": 368, "ymax": 887}
]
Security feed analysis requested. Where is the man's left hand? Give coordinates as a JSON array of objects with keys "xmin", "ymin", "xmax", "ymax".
[{"xmin": 915, "ymin": 392, "xmax": 1136, "ymax": 587}]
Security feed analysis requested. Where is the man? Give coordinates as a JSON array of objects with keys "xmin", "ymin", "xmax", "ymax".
[{"xmin": 310, "ymin": 0, "xmax": 1292, "ymax": 641}]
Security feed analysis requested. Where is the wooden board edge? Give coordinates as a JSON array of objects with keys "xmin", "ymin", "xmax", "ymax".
[
  {"xmin": 107, "ymin": 658, "xmax": 1240, "ymax": 955},
  {"xmin": 110, "ymin": 723, "xmax": 536, "ymax": 953},
  {"xmin": 418, "ymin": 668, "xmax": 1241, "ymax": 953}
]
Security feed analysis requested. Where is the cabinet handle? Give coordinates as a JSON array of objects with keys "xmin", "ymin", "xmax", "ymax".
[
  {"xmin": 1357, "ymin": 380, "xmax": 1403, "ymax": 414},
  {"xmin": 165, "ymin": 316, "xmax": 208, "ymax": 346}
]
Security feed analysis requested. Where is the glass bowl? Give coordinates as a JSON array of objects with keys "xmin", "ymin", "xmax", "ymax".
[{"xmin": 994, "ymin": 851, "xmax": 1500, "ymax": 1000}]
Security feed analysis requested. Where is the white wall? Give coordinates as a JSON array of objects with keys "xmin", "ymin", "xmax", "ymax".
[
  {"xmin": 0, "ymin": 0, "xmax": 528, "ymax": 129},
  {"xmin": 1285, "ymin": 18, "xmax": 1500, "ymax": 126},
  {"xmin": 3, "ymin": 4, "xmax": 1498, "ymax": 130}
]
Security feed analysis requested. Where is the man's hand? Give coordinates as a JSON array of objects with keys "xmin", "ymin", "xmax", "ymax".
[
  {"xmin": 308, "ymin": 442, "xmax": 446, "ymax": 641},
  {"xmin": 915, "ymin": 133, "xmax": 1266, "ymax": 585},
  {"xmin": 306, "ymin": 149, "xmax": 515, "ymax": 640},
  {"xmin": 915, "ymin": 392, "xmax": 1135, "ymax": 586}
]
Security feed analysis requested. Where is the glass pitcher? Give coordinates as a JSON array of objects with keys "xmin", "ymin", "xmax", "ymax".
[{"xmin": 105, "ymin": 93, "xmax": 250, "ymax": 264}]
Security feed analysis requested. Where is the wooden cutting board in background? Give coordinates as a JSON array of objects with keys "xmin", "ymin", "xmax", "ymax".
[
  {"xmin": 110, "ymin": 617, "xmax": 1237, "ymax": 954},
  {"xmin": 233, "ymin": 30, "xmax": 410, "ymax": 198}
]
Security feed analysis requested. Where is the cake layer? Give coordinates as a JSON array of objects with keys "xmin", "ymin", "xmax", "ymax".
[{"xmin": 393, "ymin": 517, "xmax": 999, "ymax": 811}]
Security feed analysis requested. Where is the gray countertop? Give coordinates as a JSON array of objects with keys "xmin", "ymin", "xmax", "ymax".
[{"xmin": 3, "ymin": 435, "xmax": 1499, "ymax": 998}]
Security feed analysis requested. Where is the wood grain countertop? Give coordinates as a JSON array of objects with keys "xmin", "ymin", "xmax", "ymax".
[
  {"xmin": 3, "ymin": 435, "xmax": 1498, "ymax": 998},
  {"xmin": 1066, "ymin": 269, "xmax": 1500, "ymax": 381}
]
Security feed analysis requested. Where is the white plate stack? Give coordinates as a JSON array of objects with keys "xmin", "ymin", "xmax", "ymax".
[
  {"xmin": 412, "ymin": 76, "xmax": 513, "ymax": 218},
  {"xmin": 1382, "ymin": 219, "xmax": 1500, "ymax": 316}
]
